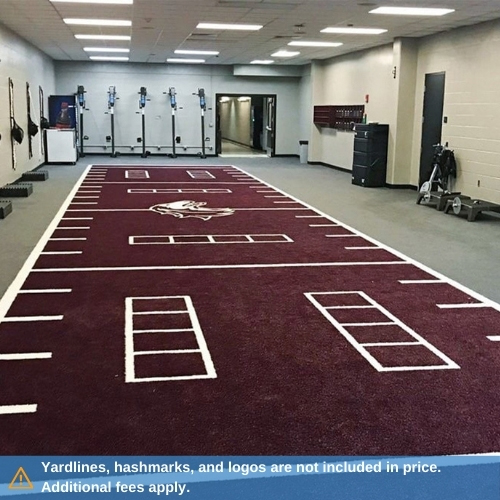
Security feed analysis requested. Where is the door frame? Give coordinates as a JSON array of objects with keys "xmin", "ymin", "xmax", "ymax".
[{"xmin": 215, "ymin": 93, "xmax": 277, "ymax": 157}]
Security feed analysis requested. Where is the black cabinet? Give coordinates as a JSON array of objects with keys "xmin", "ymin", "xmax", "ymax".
[{"xmin": 352, "ymin": 123, "xmax": 389, "ymax": 187}]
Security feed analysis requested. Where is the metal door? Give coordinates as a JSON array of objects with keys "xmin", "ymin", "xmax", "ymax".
[
  {"xmin": 265, "ymin": 97, "xmax": 276, "ymax": 157},
  {"xmin": 419, "ymin": 72, "xmax": 445, "ymax": 186}
]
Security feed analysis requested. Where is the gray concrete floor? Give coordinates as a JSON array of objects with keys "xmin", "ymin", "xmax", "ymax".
[
  {"xmin": 220, "ymin": 139, "xmax": 267, "ymax": 157},
  {"xmin": 1, "ymin": 155, "xmax": 499, "ymax": 304}
]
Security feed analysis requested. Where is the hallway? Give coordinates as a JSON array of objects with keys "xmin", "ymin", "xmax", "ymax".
[{"xmin": 219, "ymin": 139, "xmax": 267, "ymax": 157}]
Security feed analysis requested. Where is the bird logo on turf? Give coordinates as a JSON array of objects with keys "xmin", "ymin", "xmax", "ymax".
[{"xmin": 149, "ymin": 200, "xmax": 235, "ymax": 221}]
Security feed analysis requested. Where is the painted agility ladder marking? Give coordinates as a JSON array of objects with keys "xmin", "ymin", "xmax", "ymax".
[
  {"xmin": 129, "ymin": 234, "xmax": 294, "ymax": 245},
  {"xmin": 127, "ymin": 188, "xmax": 232, "ymax": 194},
  {"xmin": 124, "ymin": 295, "xmax": 216, "ymax": 383},
  {"xmin": 125, "ymin": 170, "xmax": 150, "ymax": 179},
  {"xmin": 187, "ymin": 170, "xmax": 215, "ymax": 179},
  {"xmin": 305, "ymin": 291, "xmax": 459, "ymax": 372}
]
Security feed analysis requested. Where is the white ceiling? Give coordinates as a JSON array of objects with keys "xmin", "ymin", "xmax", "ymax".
[{"xmin": 1, "ymin": 0, "xmax": 500, "ymax": 65}]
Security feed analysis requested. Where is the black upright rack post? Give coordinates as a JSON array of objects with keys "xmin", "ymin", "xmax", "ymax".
[
  {"xmin": 168, "ymin": 87, "xmax": 177, "ymax": 158},
  {"xmin": 138, "ymin": 87, "xmax": 148, "ymax": 158},
  {"xmin": 107, "ymin": 86, "xmax": 118, "ymax": 158},
  {"xmin": 194, "ymin": 88, "xmax": 206, "ymax": 159},
  {"xmin": 77, "ymin": 85, "xmax": 86, "ymax": 158}
]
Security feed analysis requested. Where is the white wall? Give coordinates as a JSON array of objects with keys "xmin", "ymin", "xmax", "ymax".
[
  {"xmin": 390, "ymin": 38, "xmax": 418, "ymax": 185},
  {"xmin": 0, "ymin": 23, "xmax": 55, "ymax": 188},
  {"xmin": 410, "ymin": 19, "xmax": 500, "ymax": 202},
  {"xmin": 298, "ymin": 65, "xmax": 312, "ymax": 155},
  {"xmin": 309, "ymin": 45, "xmax": 396, "ymax": 172},
  {"xmin": 308, "ymin": 20, "xmax": 500, "ymax": 199},
  {"xmin": 55, "ymin": 62, "xmax": 301, "ymax": 156}
]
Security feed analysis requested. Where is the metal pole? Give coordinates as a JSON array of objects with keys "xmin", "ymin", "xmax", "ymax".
[
  {"xmin": 80, "ymin": 109, "xmax": 85, "ymax": 157},
  {"xmin": 141, "ymin": 109, "xmax": 147, "ymax": 158},
  {"xmin": 110, "ymin": 108, "xmax": 117, "ymax": 158},
  {"xmin": 77, "ymin": 86, "xmax": 86, "ymax": 158},
  {"xmin": 171, "ymin": 108, "xmax": 177, "ymax": 158},
  {"xmin": 201, "ymin": 109, "xmax": 206, "ymax": 158}
]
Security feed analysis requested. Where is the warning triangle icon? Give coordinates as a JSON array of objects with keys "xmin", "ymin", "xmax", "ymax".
[{"xmin": 9, "ymin": 467, "xmax": 34, "ymax": 490}]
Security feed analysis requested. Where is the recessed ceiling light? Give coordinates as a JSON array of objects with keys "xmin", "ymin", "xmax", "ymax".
[
  {"xmin": 51, "ymin": 0, "xmax": 132, "ymax": 4},
  {"xmin": 321, "ymin": 27, "xmax": 387, "ymax": 35},
  {"xmin": 369, "ymin": 7, "xmax": 455, "ymax": 16},
  {"xmin": 196, "ymin": 22, "xmax": 262, "ymax": 31},
  {"xmin": 84, "ymin": 47, "xmax": 130, "ymax": 52},
  {"xmin": 64, "ymin": 18, "xmax": 132, "ymax": 26},
  {"xmin": 174, "ymin": 49, "xmax": 219, "ymax": 56},
  {"xmin": 288, "ymin": 41, "xmax": 343, "ymax": 47},
  {"xmin": 271, "ymin": 50, "xmax": 300, "ymax": 58},
  {"xmin": 167, "ymin": 58, "xmax": 205, "ymax": 63},
  {"xmin": 89, "ymin": 56, "xmax": 129, "ymax": 61},
  {"xmin": 75, "ymin": 34, "xmax": 131, "ymax": 40},
  {"xmin": 250, "ymin": 60, "xmax": 274, "ymax": 64}
]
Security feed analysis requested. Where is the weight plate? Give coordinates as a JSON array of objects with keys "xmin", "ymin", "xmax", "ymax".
[{"xmin": 452, "ymin": 196, "xmax": 462, "ymax": 215}]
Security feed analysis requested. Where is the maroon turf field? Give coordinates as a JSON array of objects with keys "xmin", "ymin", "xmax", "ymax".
[{"xmin": 1, "ymin": 164, "xmax": 499, "ymax": 455}]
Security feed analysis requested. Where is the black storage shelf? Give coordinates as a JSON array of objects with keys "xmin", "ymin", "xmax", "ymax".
[
  {"xmin": 313, "ymin": 105, "xmax": 365, "ymax": 130},
  {"xmin": 352, "ymin": 123, "xmax": 389, "ymax": 188}
]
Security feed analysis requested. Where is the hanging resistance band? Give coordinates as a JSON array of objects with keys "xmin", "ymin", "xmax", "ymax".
[
  {"xmin": 26, "ymin": 82, "xmax": 39, "ymax": 159},
  {"xmin": 39, "ymin": 86, "xmax": 47, "ymax": 156},
  {"xmin": 9, "ymin": 78, "xmax": 25, "ymax": 170}
]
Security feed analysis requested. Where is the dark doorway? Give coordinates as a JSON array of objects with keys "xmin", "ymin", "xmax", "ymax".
[
  {"xmin": 251, "ymin": 97, "xmax": 263, "ymax": 150},
  {"xmin": 215, "ymin": 93, "xmax": 276, "ymax": 157},
  {"xmin": 265, "ymin": 96, "xmax": 276, "ymax": 158},
  {"xmin": 419, "ymin": 72, "xmax": 445, "ymax": 186}
]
